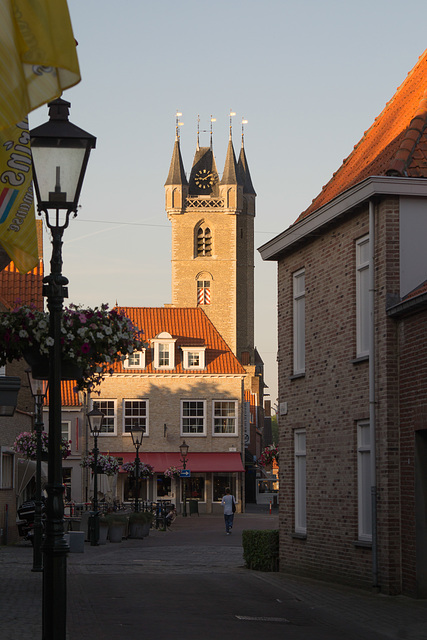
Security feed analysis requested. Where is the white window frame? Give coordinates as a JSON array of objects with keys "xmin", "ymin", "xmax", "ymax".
[
  {"xmin": 357, "ymin": 420, "xmax": 372, "ymax": 542},
  {"xmin": 61, "ymin": 420, "xmax": 71, "ymax": 445},
  {"xmin": 0, "ymin": 365, "xmax": 5, "ymax": 376},
  {"xmin": 356, "ymin": 235, "xmax": 370, "ymax": 358},
  {"xmin": 93, "ymin": 399, "xmax": 117, "ymax": 435},
  {"xmin": 181, "ymin": 346, "xmax": 206, "ymax": 370},
  {"xmin": 152, "ymin": 333, "xmax": 176, "ymax": 369},
  {"xmin": 122, "ymin": 399, "xmax": 149, "ymax": 436},
  {"xmin": 181, "ymin": 399, "xmax": 206, "ymax": 436},
  {"xmin": 293, "ymin": 269, "xmax": 305, "ymax": 375},
  {"xmin": 0, "ymin": 447, "xmax": 15, "ymax": 489},
  {"xmin": 294, "ymin": 429, "xmax": 306, "ymax": 534},
  {"xmin": 212, "ymin": 400, "xmax": 238, "ymax": 436},
  {"xmin": 123, "ymin": 350, "xmax": 146, "ymax": 369}
]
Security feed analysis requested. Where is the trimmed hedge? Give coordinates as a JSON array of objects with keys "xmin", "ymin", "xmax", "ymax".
[{"xmin": 242, "ymin": 529, "xmax": 279, "ymax": 572}]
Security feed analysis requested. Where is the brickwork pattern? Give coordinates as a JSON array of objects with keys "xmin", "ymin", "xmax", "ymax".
[
  {"xmin": 397, "ymin": 312, "xmax": 427, "ymax": 596},
  {"xmin": 168, "ymin": 201, "xmax": 254, "ymax": 361},
  {"xmin": 277, "ymin": 198, "xmax": 404, "ymax": 594}
]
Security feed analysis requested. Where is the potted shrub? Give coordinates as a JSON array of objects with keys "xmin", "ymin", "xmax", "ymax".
[
  {"xmin": 106, "ymin": 513, "xmax": 128, "ymax": 543},
  {"xmin": 128, "ymin": 511, "xmax": 154, "ymax": 539},
  {"xmin": 98, "ymin": 515, "xmax": 109, "ymax": 545}
]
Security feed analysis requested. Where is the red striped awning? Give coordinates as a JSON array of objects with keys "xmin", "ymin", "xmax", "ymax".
[{"xmin": 104, "ymin": 452, "xmax": 244, "ymax": 473}]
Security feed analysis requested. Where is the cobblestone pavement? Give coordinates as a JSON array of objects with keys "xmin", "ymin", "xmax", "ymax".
[{"xmin": 1, "ymin": 510, "xmax": 427, "ymax": 639}]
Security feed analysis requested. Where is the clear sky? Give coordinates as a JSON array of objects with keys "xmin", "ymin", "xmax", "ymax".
[{"xmin": 29, "ymin": 0, "xmax": 427, "ymax": 409}]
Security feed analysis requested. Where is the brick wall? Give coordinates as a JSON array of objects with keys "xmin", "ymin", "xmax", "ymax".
[
  {"xmin": 397, "ymin": 312, "xmax": 427, "ymax": 596},
  {"xmin": 277, "ymin": 197, "xmax": 403, "ymax": 593}
]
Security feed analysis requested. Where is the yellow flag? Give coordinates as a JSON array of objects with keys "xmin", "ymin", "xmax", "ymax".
[
  {"xmin": 0, "ymin": 118, "xmax": 38, "ymax": 273},
  {"xmin": 0, "ymin": 0, "xmax": 81, "ymax": 130}
]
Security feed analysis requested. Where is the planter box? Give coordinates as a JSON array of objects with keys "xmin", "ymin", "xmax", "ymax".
[{"xmin": 108, "ymin": 523, "xmax": 126, "ymax": 543}]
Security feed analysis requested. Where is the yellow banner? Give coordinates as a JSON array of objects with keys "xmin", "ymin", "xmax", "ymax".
[
  {"xmin": 0, "ymin": 118, "xmax": 38, "ymax": 273},
  {"xmin": 0, "ymin": 0, "xmax": 81, "ymax": 130}
]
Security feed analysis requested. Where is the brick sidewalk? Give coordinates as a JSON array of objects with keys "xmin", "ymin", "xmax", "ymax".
[{"xmin": 1, "ymin": 512, "xmax": 427, "ymax": 640}]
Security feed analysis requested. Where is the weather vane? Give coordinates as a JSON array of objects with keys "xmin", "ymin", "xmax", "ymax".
[
  {"xmin": 229, "ymin": 110, "xmax": 236, "ymax": 138},
  {"xmin": 175, "ymin": 111, "xmax": 183, "ymax": 140},
  {"xmin": 210, "ymin": 115, "xmax": 216, "ymax": 148},
  {"xmin": 241, "ymin": 118, "xmax": 248, "ymax": 146}
]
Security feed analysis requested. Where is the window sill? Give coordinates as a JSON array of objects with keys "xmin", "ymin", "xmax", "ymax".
[
  {"xmin": 351, "ymin": 355, "xmax": 369, "ymax": 365},
  {"xmin": 289, "ymin": 373, "xmax": 305, "ymax": 381},
  {"xmin": 291, "ymin": 532, "xmax": 307, "ymax": 540},
  {"xmin": 353, "ymin": 539, "xmax": 372, "ymax": 549}
]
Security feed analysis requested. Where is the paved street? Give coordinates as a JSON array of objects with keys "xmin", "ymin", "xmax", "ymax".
[{"xmin": 1, "ymin": 508, "xmax": 427, "ymax": 639}]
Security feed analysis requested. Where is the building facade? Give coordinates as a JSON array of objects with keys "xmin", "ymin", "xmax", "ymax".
[
  {"xmin": 259, "ymin": 49, "xmax": 427, "ymax": 597},
  {"xmin": 92, "ymin": 306, "xmax": 246, "ymax": 514}
]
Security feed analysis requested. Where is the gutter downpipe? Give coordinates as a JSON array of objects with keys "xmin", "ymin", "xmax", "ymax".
[{"xmin": 369, "ymin": 200, "xmax": 379, "ymax": 589}]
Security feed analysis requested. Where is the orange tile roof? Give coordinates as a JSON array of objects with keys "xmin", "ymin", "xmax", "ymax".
[
  {"xmin": 0, "ymin": 260, "xmax": 43, "ymax": 310},
  {"xmin": 299, "ymin": 49, "xmax": 427, "ymax": 221},
  {"xmin": 115, "ymin": 306, "xmax": 246, "ymax": 375},
  {"xmin": 0, "ymin": 220, "xmax": 44, "ymax": 310},
  {"xmin": 46, "ymin": 380, "xmax": 82, "ymax": 407}
]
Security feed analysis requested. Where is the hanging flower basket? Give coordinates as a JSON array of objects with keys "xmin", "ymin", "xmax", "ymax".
[
  {"xmin": 121, "ymin": 461, "xmax": 154, "ymax": 477},
  {"xmin": 81, "ymin": 453, "xmax": 120, "ymax": 476},
  {"xmin": 0, "ymin": 303, "xmax": 143, "ymax": 392},
  {"xmin": 258, "ymin": 444, "xmax": 279, "ymax": 467},
  {"xmin": 163, "ymin": 465, "xmax": 181, "ymax": 479},
  {"xmin": 13, "ymin": 431, "xmax": 71, "ymax": 460}
]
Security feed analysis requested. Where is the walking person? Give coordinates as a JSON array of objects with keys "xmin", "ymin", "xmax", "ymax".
[{"xmin": 221, "ymin": 487, "xmax": 236, "ymax": 535}]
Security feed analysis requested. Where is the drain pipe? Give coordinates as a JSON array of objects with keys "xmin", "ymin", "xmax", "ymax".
[{"xmin": 369, "ymin": 200, "xmax": 379, "ymax": 589}]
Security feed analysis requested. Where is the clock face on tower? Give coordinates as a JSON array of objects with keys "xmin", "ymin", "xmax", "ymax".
[{"xmin": 195, "ymin": 168, "xmax": 215, "ymax": 190}]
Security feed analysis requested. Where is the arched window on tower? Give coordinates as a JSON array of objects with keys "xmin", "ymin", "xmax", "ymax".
[
  {"xmin": 197, "ymin": 280, "xmax": 211, "ymax": 305},
  {"xmin": 197, "ymin": 226, "xmax": 212, "ymax": 257}
]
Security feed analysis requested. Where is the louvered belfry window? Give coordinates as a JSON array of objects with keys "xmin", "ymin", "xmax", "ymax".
[{"xmin": 197, "ymin": 227, "xmax": 212, "ymax": 256}]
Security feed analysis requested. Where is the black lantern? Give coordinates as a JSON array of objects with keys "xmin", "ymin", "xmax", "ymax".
[
  {"xmin": 87, "ymin": 407, "xmax": 105, "ymax": 438},
  {"xmin": 0, "ymin": 376, "xmax": 21, "ymax": 416},
  {"xmin": 130, "ymin": 425, "xmax": 144, "ymax": 512},
  {"xmin": 31, "ymin": 98, "xmax": 96, "ymax": 213},
  {"xmin": 179, "ymin": 440, "xmax": 189, "ymax": 517},
  {"xmin": 26, "ymin": 369, "xmax": 48, "ymax": 572},
  {"xmin": 87, "ymin": 407, "xmax": 105, "ymax": 546},
  {"xmin": 30, "ymin": 98, "xmax": 96, "ymax": 640}
]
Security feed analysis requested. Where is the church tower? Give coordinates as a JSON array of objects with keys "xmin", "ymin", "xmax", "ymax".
[{"xmin": 165, "ymin": 118, "xmax": 256, "ymax": 363}]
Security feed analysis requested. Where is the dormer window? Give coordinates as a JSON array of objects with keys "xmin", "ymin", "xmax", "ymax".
[
  {"xmin": 181, "ymin": 346, "xmax": 206, "ymax": 370},
  {"xmin": 151, "ymin": 332, "xmax": 176, "ymax": 369},
  {"xmin": 123, "ymin": 350, "xmax": 146, "ymax": 369}
]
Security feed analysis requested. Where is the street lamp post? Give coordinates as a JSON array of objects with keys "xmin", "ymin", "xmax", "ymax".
[
  {"xmin": 179, "ymin": 440, "xmax": 189, "ymax": 517},
  {"xmin": 31, "ymin": 98, "xmax": 96, "ymax": 640},
  {"xmin": 130, "ymin": 426, "xmax": 144, "ymax": 512},
  {"xmin": 26, "ymin": 370, "xmax": 49, "ymax": 572},
  {"xmin": 87, "ymin": 408, "xmax": 105, "ymax": 545}
]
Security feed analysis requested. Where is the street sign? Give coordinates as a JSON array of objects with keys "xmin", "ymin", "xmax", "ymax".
[{"xmin": 180, "ymin": 469, "xmax": 191, "ymax": 478}]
